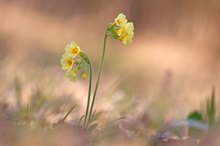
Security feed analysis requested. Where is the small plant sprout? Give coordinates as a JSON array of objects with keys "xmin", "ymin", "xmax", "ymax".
[{"xmin": 60, "ymin": 13, "xmax": 134, "ymax": 129}]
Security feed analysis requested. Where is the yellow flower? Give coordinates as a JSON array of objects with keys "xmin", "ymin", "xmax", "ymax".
[
  {"xmin": 65, "ymin": 42, "xmax": 81, "ymax": 58},
  {"xmin": 114, "ymin": 13, "xmax": 127, "ymax": 27},
  {"xmin": 82, "ymin": 72, "xmax": 87, "ymax": 79},
  {"xmin": 108, "ymin": 13, "xmax": 134, "ymax": 45},
  {"xmin": 60, "ymin": 54, "xmax": 74, "ymax": 71},
  {"xmin": 116, "ymin": 22, "xmax": 134, "ymax": 45},
  {"xmin": 65, "ymin": 69, "xmax": 78, "ymax": 81}
]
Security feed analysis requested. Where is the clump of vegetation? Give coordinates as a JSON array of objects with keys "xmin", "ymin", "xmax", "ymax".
[{"xmin": 188, "ymin": 88, "xmax": 218, "ymax": 130}]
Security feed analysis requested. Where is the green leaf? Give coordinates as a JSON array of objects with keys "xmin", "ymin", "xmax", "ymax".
[
  {"xmin": 207, "ymin": 87, "xmax": 216, "ymax": 126},
  {"xmin": 187, "ymin": 110, "xmax": 203, "ymax": 122}
]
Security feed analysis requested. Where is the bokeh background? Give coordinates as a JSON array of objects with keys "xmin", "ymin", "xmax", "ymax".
[{"xmin": 0, "ymin": 0, "xmax": 220, "ymax": 126}]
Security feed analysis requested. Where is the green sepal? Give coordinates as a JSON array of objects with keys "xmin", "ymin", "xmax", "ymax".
[{"xmin": 107, "ymin": 24, "xmax": 120, "ymax": 39}]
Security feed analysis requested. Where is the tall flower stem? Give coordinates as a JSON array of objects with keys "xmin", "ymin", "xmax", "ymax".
[
  {"xmin": 87, "ymin": 29, "xmax": 108, "ymax": 126},
  {"xmin": 83, "ymin": 54, "xmax": 93, "ymax": 128}
]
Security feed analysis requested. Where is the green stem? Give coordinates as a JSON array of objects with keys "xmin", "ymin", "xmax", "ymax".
[
  {"xmin": 88, "ymin": 29, "xmax": 108, "ymax": 125},
  {"xmin": 84, "ymin": 54, "xmax": 93, "ymax": 128}
]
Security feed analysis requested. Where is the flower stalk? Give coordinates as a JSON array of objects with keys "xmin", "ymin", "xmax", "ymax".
[
  {"xmin": 82, "ymin": 53, "xmax": 93, "ymax": 128},
  {"xmin": 87, "ymin": 29, "xmax": 108, "ymax": 126},
  {"xmin": 60, "ymin": 13, "xmax": 134, "ymax": 129}
]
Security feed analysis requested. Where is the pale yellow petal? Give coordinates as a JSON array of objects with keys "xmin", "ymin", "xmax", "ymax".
[
  {"xmin": 60, "ymin": 54, "xmax": 74, "ymax": 71},
  {"xmin": 64, "ymin": 42, "xmax": 81, "ymax": 58},
  {"xmin": 114, "ymin": 13, "xmax": 127, "ymax": 26}
]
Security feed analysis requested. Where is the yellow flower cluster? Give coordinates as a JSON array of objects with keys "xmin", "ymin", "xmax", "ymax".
[
  {"xmin": 108, "ymin": 13, "xmax": 134, "ymax": 45},
  {"xmin": 60, "ymin": 42, "xmax": 88, "ymax": 81}
]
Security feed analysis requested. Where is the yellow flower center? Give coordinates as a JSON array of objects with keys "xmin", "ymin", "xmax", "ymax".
[
  {"xmin": 67, "ymin": 60, "xmax": 72, "ymax": 66},
  {"xmin": 72, "ymin": 48, "xmax": 78, "ymax": 54},
  {"xmin": 116, "ymin": 19, "xmax": 121, "ymax": 25}
]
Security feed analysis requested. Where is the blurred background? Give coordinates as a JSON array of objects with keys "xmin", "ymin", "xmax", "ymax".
[{"xmin": 0, "ymin": 0, "xmax": 220, "ymax": 125}]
